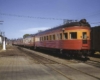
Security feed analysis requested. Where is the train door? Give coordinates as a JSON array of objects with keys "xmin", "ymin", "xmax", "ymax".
[
  {"xmin": 59, "ymin": 33, "xmax": 63, "ymax": 49},
  {"xmin": 32, "ymin": 36, "xmax": 35, "ymax": 46},
  {"xmin": 82, "ymin": 32, "xmax": 88, "ymax": 46}
]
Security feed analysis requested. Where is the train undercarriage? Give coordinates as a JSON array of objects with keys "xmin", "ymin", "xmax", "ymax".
[{"xmin": 32, "ymin": 46, "xmax": 90, "ymax": 59}]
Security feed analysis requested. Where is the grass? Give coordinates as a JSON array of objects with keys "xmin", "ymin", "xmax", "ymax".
[
  {"xmin": 0, "ymin": 44, "xmax": 2, "ymax": 50},
  {"xmin": 0, "ymin": 44, "xmax": 13, "ymax": 51},
  {"xmin": 95, "ymin": 52, "xmax": 100, "ymax": 55}
]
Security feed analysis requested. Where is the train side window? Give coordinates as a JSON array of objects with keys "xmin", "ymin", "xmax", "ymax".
[
  {"xmin": 44, "ymin": 36, "xmax": 45, "ymax": 41},
  {"xmin": 44, "ymin": 36, "xmax": 46, "ymax": 41},
  {"xmin": 42, "ymin": 37, "xmax": 43, "ymax": 41},
  {"xmin": 41, "ymin": 37, "xmax": 42, "ymax": 41},
  {"xmin": 49, "ymin": 35, "xmax": 52, "ymax": 40},
  {"xmin": 64, "ymin": 33, "xmax": 68, "ymax": 39},
  {"xmin": 53, "ymin": 35, "xmax": 55, "ymax": 40},
  {"xmin": 60, "ymin": 33, "xmax": 62, "ymax": 40},
  {"xmin": 70, "ymin": 32, "xmax": 77, "ymax": 39},
  {"xmin": 40, "ymin": 37, "xmax": 41, "ymax": 41},
  {"xmin": 47, "ymin": 36, "xmax": 48, "ymax": 40},
  {"xmin": 56, "ymin": 34, "xmax": 59, "ymax": 40}
]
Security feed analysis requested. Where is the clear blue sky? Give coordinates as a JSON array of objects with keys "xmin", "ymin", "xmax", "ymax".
[{"xmin": 0, "ymin": 0, "xmax": 100, "ymax": 39}]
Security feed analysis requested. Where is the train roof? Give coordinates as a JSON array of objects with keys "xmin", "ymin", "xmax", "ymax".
[
  {"xmin": 91, "ymin": 26, "xmax": 100, "ymax": 28},
  {"xmin": 36, "ymin": 19, "xmax": 91, "ymax": 35}
]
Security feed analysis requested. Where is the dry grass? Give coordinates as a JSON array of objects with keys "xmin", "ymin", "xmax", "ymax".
[
  {"xmin": 0, "ymin": 44, "xmax": 2, "ymax": 50},
  {"xmin": 95, "ymin": 52, "xmax": 100, "ymax": 55},
  {"xmin": 0, "ymin": 45, "xmax": 13, "ymax": 52}
]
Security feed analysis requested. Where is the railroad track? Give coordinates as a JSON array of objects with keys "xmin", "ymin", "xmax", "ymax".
[
  {"xmin": 23, "ymin": 50, "xmax": 74, "ymax": 80},
  {"xmin": 89, "ymin": 57, "xmax": 100, "ymax": 63},
  {"xmin": 84, "ymin": 57, "xmax": 100, "ymax": 68},
  {"xmin": 70, "ymin": 57, "xmax": 100, "ymax": 68},
  {"xmin": 18, "ymin": 47, "xmax": 100, "ymax": 80},
  {"xmin": 85, "ymin": 60, "xmax": 100, "ymax": 68}
]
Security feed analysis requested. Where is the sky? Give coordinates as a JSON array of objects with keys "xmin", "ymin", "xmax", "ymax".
[{"xmin": 0, "ymin": 0, "xmax": 100, "ymax": 39}]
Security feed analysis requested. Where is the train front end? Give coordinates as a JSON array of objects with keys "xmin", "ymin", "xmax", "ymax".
[{"xmin": 62, "ymin": 19, "xmax": 91, "ymax": 58}]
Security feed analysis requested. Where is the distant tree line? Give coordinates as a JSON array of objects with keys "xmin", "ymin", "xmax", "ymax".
[{"xmin": 23, "ymin": 34, "xmax": 30, "ymax": 38}]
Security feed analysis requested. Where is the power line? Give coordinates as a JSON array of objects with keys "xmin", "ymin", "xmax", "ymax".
[
  {"xmin": 91, "ymin": 22, "xmax": 100, "ymax": 24},
  {"xmin": 0, "ymin": 21, "xmax": 4, "ymax": 22},
  {"xmin": 0, "ymin": 13, "xmax": 79, "ymax": 24},
  {"xmin": 0, "ymin": 21, "xmax": 4, "ymax": 24},
  {"xmin": 1, "ymin": 12, "xmax": 100, "ymax": 25},
  {"xmin": 0, "ymin": 13, "xmax": 65, "ymax": 20}
]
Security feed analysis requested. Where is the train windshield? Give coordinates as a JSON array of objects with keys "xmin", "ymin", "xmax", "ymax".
[{"xmin": 82, "ymin": 32, "xmax": 87, "ymax": 39}]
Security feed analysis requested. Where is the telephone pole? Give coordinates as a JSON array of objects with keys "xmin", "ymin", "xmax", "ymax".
[
  {"xmin": 2, "ymin": 32, "xmax": 6, "ymax": 50},
  {"xmin": 0, "ymin": 20, "xmax": 6, "ymax": 50}
]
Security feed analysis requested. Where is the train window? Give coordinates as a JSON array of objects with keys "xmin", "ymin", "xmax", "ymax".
[
  {"xmin": 70, "ymin": 32, "xmax": 77, "ymax": 39},
  {"xmin": 64, "ymin": 33, "xmax": 68, "ymax": 39},
  {"xmin": 47, "ymin": 36, "xmax": 48, "ymax": 40},
  {"xmin": 40, "ymin": 37, "xmax": 41, "ymax": 41},
  {"xmin": 56, "ymin": 34, "xmax": 59, "ymax": 40},
  {"xmin": 53, "ymin": 35, "xmax": 55, "ymax": 40},
  {"xmin": 42, "ymin": 37, "xmax": 43, "ymax": 41},
  {"xmin": 83, "ymin": 32, "xmax": 87, "ymax": 39},
  {"xmin": 60, "ymin": 33, "xmax": 62, "ymax": 40},
  {"xmin": 49, "ymin": 35, "xmax": 52, "ymax": 40},
  {"xmin": 44, "ymin": 36, "xmax": 46, "ymax": 41},
  {"xmin": 43, "ymin": 37, "xmax": 44, "ymax": 41},
  {"xmin": 43, "ymin": 37, "xmax": 45, "ymax": 40},
  {"xmin": 45, "ymin": 36, "xmax": 46, "ymax": 40}
]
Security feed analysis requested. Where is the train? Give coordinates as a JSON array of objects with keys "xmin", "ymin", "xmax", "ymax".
[
  {"xmin": 12, "ymin": 19, "xmax": 91, "ymax": 58},
  {"xmin": 91, "ymin": 26, "xmax": 100, "ymax": 55}
]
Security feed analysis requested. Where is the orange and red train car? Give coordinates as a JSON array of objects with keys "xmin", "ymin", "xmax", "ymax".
[
  {"xmin": 34, "ymin": 19, "xmax": 91, "ymax": 57},
  {"xmin": 13, "ymin": 19, "xmax": 91, "ymax": 58}
]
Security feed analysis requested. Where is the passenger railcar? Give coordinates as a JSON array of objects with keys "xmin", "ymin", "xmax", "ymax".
[
  {"xmin": 12, "ymin": 38, "xmax": 23, "ymax": 46},
  {"xmin": 34, "ymin": 19, "xmax": 91, "ymax": 57},
  {"xmin": 12, "ymin": 19, "xmax": 91, "ymax": 58},
  {"xmin": 91, "ymin": 26, "xmax": 100, "ymax": 54},
  {"xmin": 23, "ymin": 34, "xmax": 35, "ymax": 48}
]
